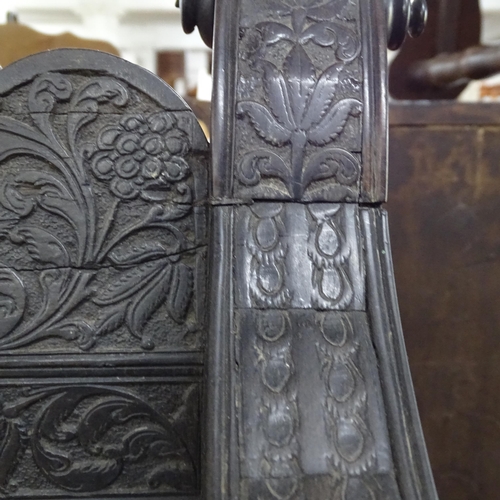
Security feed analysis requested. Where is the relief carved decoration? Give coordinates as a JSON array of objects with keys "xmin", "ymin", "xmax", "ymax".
[
  {"xmin": 235, "ymin": 203, "xmax": 364, "ymax": 310},
  {"xmin": 0, "ymin": 72, "xmax": 207, "ymax": 353},
  {"xmin": 0, "ymin": 383, "xmax": 199, "ymax": 496},
  {"xmin": 236, "ymin": 0, "xmax": 363, "ymax": 201}
]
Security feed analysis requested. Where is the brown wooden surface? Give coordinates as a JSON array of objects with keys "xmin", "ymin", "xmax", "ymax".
[
  {"xmin": 0, "ymin": 23, "xmax": 119, "ymax": 68},
  {"xmin": 388, "ymin": 101, "xmax": 500, "ymax": 500}
]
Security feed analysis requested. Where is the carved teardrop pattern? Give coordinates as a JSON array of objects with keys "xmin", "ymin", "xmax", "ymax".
[
  {"xmin": 262, "ymin": 350, "xmax": 292, "ymax": 393},
  {"xmin": 256, "ymin": 217, "xmax": 280, "ymax": 251},
  {"xmin": 254, "ymin": 310, "xmax": 300, "ymax": 499},
  {"xmin": 258, "ymin": 310, "xmax": 288, "ymax": 342},
  {"xmin": 265, "ymin": 477, "xmax": 298, "ymax": 500},
  {"xmin": 336, "ymin": 417, "xmax": 365, "ymax": 463},
  {"xmin": 317, "ymin": 312, "xmax": 375, "ymax": 478},
  {"xmin": 308, "ymin": 205, "xmax": 354, "ymax": 309},
  {"xmin": 317, "ymin": 222, "xmax": 340, "ymax": 257},
  {"xmin": 248, "ymin": 205, "xmax": 291, "ymax": 307},
  {"xmin": 329, "ymin": 361, "xmax": 356, "ymax": 403}
]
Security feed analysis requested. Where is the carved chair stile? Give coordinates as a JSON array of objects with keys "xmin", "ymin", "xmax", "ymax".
[{"xmin": 0, "ymin": 0, "xmax": 436, "ymax": 499}]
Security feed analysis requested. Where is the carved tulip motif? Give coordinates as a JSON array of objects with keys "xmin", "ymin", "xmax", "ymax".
[{"xmin": 238, "ymin": 45, "xmax": 362, "ymax": 198}]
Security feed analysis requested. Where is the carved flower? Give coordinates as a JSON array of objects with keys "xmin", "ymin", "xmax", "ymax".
[{"xmin": 90, "ymin": 113, "xmax": 191, "ymax": 201}]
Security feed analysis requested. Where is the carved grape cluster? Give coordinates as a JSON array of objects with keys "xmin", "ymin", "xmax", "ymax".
[{"xmin": 90, "ymin": 112, "xmax": 191, "ymax": 201}]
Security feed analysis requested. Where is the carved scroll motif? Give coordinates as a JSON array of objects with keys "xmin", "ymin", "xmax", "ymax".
[
  {"xmin": 236, "ymin": 0, "xmax": 363, "ymax": 201},
  {"xmin": 0, "ymin": 73, "xmax": 202, "ymax": 352},
  {"xmin": 0, "ymin": 384, "xmax": 199, "ymax": 496}
]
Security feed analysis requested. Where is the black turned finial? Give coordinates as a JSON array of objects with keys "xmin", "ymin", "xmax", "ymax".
[
  {"xmin": 387, "ymin": 0, "xmax": 428, "ymax": 50},
  {"xmin": 177, "ymin": 0, "xmax": 215, "ymax": 48}
]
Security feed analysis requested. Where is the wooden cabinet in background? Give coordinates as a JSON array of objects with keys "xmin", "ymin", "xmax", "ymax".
[{"xmin": 389, "ymin": 102, "xmax": 500, "ymax": 500}]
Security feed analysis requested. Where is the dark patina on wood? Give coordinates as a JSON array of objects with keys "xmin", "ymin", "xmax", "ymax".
[
  {"xmin": 205, "ymin": 0, "xmax": 437, "ymax": 499},
  {"xmin": 0, "ymin": 49, "xmax": 208, "ymax": 498},
  {"xmin": 0, "ymin": 1, "xmax": 437, "ymax": 499}
]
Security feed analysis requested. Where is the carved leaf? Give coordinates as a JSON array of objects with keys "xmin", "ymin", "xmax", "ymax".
[
  {"xmin": 78, "ymin": 397, "xmax": 152, "ymax": 449},
  {"xmin": 239, "ymin": 150, "xmax": 290, "ymax": 190},
  {"xmin": 237, "ymin": 102, "xmax": 292, "ymax": 146},
  {"xmin": 261, "ymin": 61, "xmax": 296, "ymax": 130},
  {"xmin": 126, "ymin": 264, "xmax": 173, "ymax": 338},
  {"xmin": 167, "ymin": 263, "xmax": 194, "ymax": 324},
  {"xmin": 121, "ymin": 426, "xmax": 179, "ymax": 461},
  {"xmin": 0, "ymin": 420, "xmax": 25, "ymax": 488},
  {"xmin": 283, "ymin": 45, "xmax": 316, "ymax": 127},
  {"xmin": 8, "ymin": 171, "xmax": 83, "ymax": 243},
  {"xmin": 32, "ymin": 438, "xmax": 122, "ymax": 493},
  {"xmin": 302, "ymin": 148, "xmax": 360, "ymax": 189},
  {"xmin": 28, "ymin": 74, "xmax": 72, "ymax": 154},
  {"xmin": 0, "ymin": 269, "xmax": 25, "ymax": 339},
  {"xmin": 29, "ymin": 74, "xmax": 72, "ymax": 114},
  {"xmin": 94, "ymin": 259, "xmax": 167, "ymax": 306},
  {"xmin": 307, "ymin": 98, "xmax": 362, "ymax": 146},
  {"xmin": 301, "ymin": 63, "xmax": 343, "ymax": 131},
  {"xmin": 94, "ymin": 305, "xmax": 126, "ymax": 339},
  {"xmin": 44, "ymin": 320, "xmax": 95, "ymax": 350},
  {"xmin": 0, "ymin": 179, "xmax": 34, "ymax": 218},
  {"xmin": 67, "ymin": 78, "xmax": 129, "ymax": 164},
  {"xmin": 256, "ymin": 21, "xmax": 295, "ymax": 45},
  {"xmin": 30, "ymin": 386, "xmax": 196, "ymax": 493},
  {"xmin": 300, "ymin": 21, "xmax": 337, "ymax": 47},
  {"xmin": 14, "ymin": 227, "xmax": 70, "ymax": 267}
]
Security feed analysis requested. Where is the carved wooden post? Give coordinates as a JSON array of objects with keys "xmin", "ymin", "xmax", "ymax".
[{"xmin": 201, "ymin": 0, "xmax": 439, "ymax": 498}]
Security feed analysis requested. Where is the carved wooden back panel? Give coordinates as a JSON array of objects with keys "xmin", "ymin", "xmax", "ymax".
[{"xmin": 0, "ymin": 49, "xmax": 208, "ymax": 498}]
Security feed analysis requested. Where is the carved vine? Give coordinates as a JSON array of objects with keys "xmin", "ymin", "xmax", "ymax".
[
  {"xmin": 0, "ymin": 385, "xmax": 197, "ymax": 494},
  {"xmin": 237, "ymin": 0, "xmax": 362, "ymax": 199},
  {"xmin": 0, "ymin": 73, "xmax": 195, "ymax": 351}
]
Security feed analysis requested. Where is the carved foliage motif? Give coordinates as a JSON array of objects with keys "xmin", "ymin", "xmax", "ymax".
[
  {"xmin": 0, "ymin": 384, "xmax": 199, "ymax": 496},
  {"xmin": 236, "ymin": 0, "xmax": 362, "ymax": 200},
  {"xmin": 254, "ymin": 310, "xmax": 301, "ymax": 500},
  {"xmin": 0, "ymin": 73, "xmax": 201, "ymax": 351}
]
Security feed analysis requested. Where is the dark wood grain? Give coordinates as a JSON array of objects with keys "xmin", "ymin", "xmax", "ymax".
[{"xmin": 388, "ymin": 101, "xmax": 500, "ymax": 500}]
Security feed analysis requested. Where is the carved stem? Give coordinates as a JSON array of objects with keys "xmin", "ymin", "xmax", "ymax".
[
  {"xmin": 291, "ymin": 131, "xmax": 307, "ymax": 198},
  {"xmin": 93, "ymin": 198, "xmax": 120, "ymax": 261}
]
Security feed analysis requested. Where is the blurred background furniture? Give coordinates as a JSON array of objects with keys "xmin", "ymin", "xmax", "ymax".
[{"xmin": 388, "ymin": 2, "xmax": 500, "ymax": 499}]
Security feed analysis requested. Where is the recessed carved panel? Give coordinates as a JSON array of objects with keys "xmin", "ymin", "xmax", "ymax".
[
  {"xmin": 234, "ymin": 203, "xmax": 364, "ymax": 310},
  {"xmin": 235, "ymin": 0, "xmax": 363, "ymax": 201},
  {"xmin": 0, "ymin": 381, "xmax": 200, "ymax": 497},
  {"xmin": 0, "ymin": 66, "xmax": 208, "ymax": 354},
  {"xmin": 236, "ymin": 309, "xmax": 401, "ymax": 499}
]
